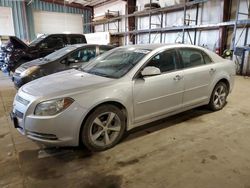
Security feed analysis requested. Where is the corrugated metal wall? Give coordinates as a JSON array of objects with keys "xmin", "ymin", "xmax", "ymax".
[{"xmin": 0, "ymin": 0, "xmax": 92, "ymax": 40}]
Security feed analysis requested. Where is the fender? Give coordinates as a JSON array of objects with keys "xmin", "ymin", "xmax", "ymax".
[{"xmin": 209, "ymin": 71, "xmax": 231, "ymax": 98}]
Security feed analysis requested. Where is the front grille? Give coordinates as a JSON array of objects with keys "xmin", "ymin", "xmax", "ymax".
[
  {"xmin": 27, "ymin": 131, "xmax": 58, "ymax": 140},
  {"xmin": 15, "ymin": 110, "xmax": 24, "ymax": 119},
  {"xmin": 16, "ymin": 95, "xmax": 30, "ymax": 106},
  {"xmin": 14, "ymin": 72, "xmax": 21, "ymax": 77}
]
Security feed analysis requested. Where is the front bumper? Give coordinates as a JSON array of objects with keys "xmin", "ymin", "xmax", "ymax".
[
  {"xmin": 12, "ymin": 74, "xmax": 31, "ymax": 88},
  {"xmin": 11, "ymin": 92, "xmax": 87, "ymax": 147}
]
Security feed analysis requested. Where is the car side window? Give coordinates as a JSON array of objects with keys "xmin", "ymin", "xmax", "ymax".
[
  {"xmin": 202, "ymin": 52, "xmax": 213, "ymax": 64},
  {"xmin": 69, "ymin": 47, "xmax": 96, "ymax": 62},
  {"xmin": 179, "ymin": 48, "xmax": 206, "ymax": 68},
  {"xmin": 99, "ymin": 46, "xmax": 112, "ymax": 55},
  {"xmin": 146, "ymin": 49, "xmax": 179, "ymax": 73},
  {"xmin": 69, "ymin": 36, "xmax": 86, "ymax": 44},
  {"xmin": 40, "ymin": 36, "xmax": 64, "ymax": 49}
]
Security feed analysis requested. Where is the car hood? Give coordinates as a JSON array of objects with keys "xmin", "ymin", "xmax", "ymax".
[
  {"xmin": 21, "ymin": 69, "xmax": 114, "ymax": 97},
  {"xmin": 21, "ymin": 58, "xmax": 49, "ymax": 69},
  {"xmin": 9, "ymin": 36, "xmax": 28, "ymax": 49}
]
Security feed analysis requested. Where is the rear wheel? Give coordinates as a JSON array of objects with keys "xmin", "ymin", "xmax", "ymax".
[
  {"xmin": 208, "ymin": 82, "xmax": 229, "ymax": 111},
  {"xmin": 81, "ymin": 105, "xmax": 126, "ymax": 152}
]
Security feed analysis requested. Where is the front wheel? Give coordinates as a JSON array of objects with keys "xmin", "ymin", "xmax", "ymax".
[
  {"xmin": 208, "ymin": 82, "xmax": 229, "ymax": 111},
  {"xmin": 81, "ymin": 105, "xmax": 126, "ymax": 152}
]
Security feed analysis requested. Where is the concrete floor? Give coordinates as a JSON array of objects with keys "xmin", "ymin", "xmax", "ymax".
[{"xmin": 1, "ymin": 72, "xmax": 250, "ymax": 188}]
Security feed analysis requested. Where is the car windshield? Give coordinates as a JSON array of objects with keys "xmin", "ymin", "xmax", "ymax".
[
  {"xmin": 29, "ymin": 35, "xmax": 47, "ymax": 47},
  {"xmin": 82, "ymin": 48, "xmax": 151, "ymax": 78},
  {"xmin": 43, "ymin": 46, "xmax": 76, "ymax": 61}
]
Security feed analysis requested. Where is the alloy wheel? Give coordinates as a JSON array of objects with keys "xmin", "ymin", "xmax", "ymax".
[
  {"xmin": 89, "ymin": 112, "xmax": 122, "ymax": 147},
  {"xmin": 213, "ymin": 85, "xmax": 227, "ymax": 109}
]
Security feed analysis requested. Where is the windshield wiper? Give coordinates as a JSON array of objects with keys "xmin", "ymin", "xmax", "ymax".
[{"xmin": 87, "ymin": 70, "xmax": 116, "ymax": 79}]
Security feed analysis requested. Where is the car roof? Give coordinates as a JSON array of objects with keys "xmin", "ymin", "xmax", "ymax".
[
  {"xmin": 69, "ymin": 44, "xmax": 114, "ymax": 48},
  {"xmin": 117, "ymin": 43, "xmax": 207, "ymax": 51},
  {"xmin": 40, "ymin": 34, "xmax": 85, "ymax": 37}
]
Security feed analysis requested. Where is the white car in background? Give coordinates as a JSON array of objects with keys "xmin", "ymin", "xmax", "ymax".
[{"xmin": 11, "ymin": 44, "xmax": 235, "ymax": 151}]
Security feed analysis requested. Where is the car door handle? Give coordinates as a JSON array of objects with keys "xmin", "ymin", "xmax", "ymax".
[
  {"xmin": 173, "ymin": 75, "xmax": 183, "ymax": 81},
  {"xmin": 210, "ymin": 68, "xmax": 216, "ymax": 74}
]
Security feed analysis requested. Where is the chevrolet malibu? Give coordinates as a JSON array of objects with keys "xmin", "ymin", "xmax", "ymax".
[{"xmin": 11, "ymin": 44, "xmax": 235, "ymax": 151}]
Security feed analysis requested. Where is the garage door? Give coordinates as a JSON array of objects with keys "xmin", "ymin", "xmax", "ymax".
[
  {"xmin": 0, "ymin": 7, "xmax": 15, "ymax": 36},
  {"xmin": 33, "ymin": 11, "xmax": 83, "ymax": 35}
]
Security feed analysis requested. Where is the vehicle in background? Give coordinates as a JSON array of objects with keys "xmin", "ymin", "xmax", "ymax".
[
  {"xmin": 11, "ymin": 44, "xmax": 235, "ymax": 151},
  {"xmin": 0, "ymin": 49, "xmax": 6, "ymax": 68},
  {"xmin": 12, "ymin": 44, "xmax": 114, "ymax": 88},
  {"xmin": 2, "ymin": 34, "xmax": 87, "ymax": 73},
  {"xmin": 0, "ymin": 42, "xmax": 11, "ymax": 71}
]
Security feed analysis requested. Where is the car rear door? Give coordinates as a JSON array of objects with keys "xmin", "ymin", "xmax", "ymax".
[
  {"xmin": 133, "ymin": 49, "xmax": 184, "ymax": 123},
  {"xmin": 178, "ymin": 48, "xmax": 216, "ymax": 107},
  {"xmin": 68, "ymin": 35, "xmax": 87, "ymax": 44}
]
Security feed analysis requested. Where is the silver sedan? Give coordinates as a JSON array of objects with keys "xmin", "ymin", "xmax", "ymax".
[{"xmin": 11, "ymin": 44, "xmax": 235, "ymax": 151}]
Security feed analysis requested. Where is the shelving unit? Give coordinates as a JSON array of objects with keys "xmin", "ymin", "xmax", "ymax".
[
  {"xmin": 83, "ymin": 0, "xmax": 250, "ymax": 46},
  {"xmin": 92, "ymin": 10, "xmax": 121, "ymax": 33},
  {"xmin": 230, "ymin": 0, "xmax": 250, "ymax": 51}
]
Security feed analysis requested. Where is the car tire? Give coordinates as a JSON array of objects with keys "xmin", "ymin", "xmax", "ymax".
[
  {"xmin": 81, "ymin": 105, "xmax": 126, "ymax": 152},
  {"xmin": 208, "ymin": 82, "xmax": 229, "ymax": 111}
]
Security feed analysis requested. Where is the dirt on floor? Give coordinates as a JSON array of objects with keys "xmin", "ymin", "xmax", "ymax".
[{"xmin": 0, "ymin": 72, "xmax": 250, "ymax": 188}]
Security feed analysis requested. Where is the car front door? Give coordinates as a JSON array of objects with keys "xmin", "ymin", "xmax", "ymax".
[
  {"xmin": 133, "ymin": 49, "xmax": 184, "ymax": 123},
  {"xmin": 38, "ymin": 35, "xmax": 65, "ymax": 57},
  {"xmin": 178, "ymin": 48, "xmax": 215, "ymax": 107}
]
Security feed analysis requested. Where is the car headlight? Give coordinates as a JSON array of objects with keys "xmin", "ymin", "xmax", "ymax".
[
  {"xmin": 20, "ymin": 66, "xmax": 39, "ymax": 77},
  {"xmin": 34, "ymin": 98, "xmax": 74, "ymax": 116}
]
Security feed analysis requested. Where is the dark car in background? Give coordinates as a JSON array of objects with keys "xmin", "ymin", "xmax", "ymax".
[
  {"xmin": 13, "ymin": 44, "xmax": 114, "ymax": 88},
  {"xmin": 1, "ymin": 34, "xmax": 87, "ymax": 73}
]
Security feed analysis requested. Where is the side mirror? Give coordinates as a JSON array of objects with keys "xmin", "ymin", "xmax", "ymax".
[
  {"xmin": 61, "ymin": 59, "xmax": 67, "ymax": 64},
  {"xmin": 72, "ymin": 65, "xmax": 80, "ymax": 69},
  {"xmin": 68, "ymin": 58, "xmax": 78, "ymax": 64},
  {"xmin": 141, "ymin": 66, "xmax": 161, "ymax": 77},
  {"xmin": 39, "ymin": 43, "xmax": 47, "ymax": 49}
]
